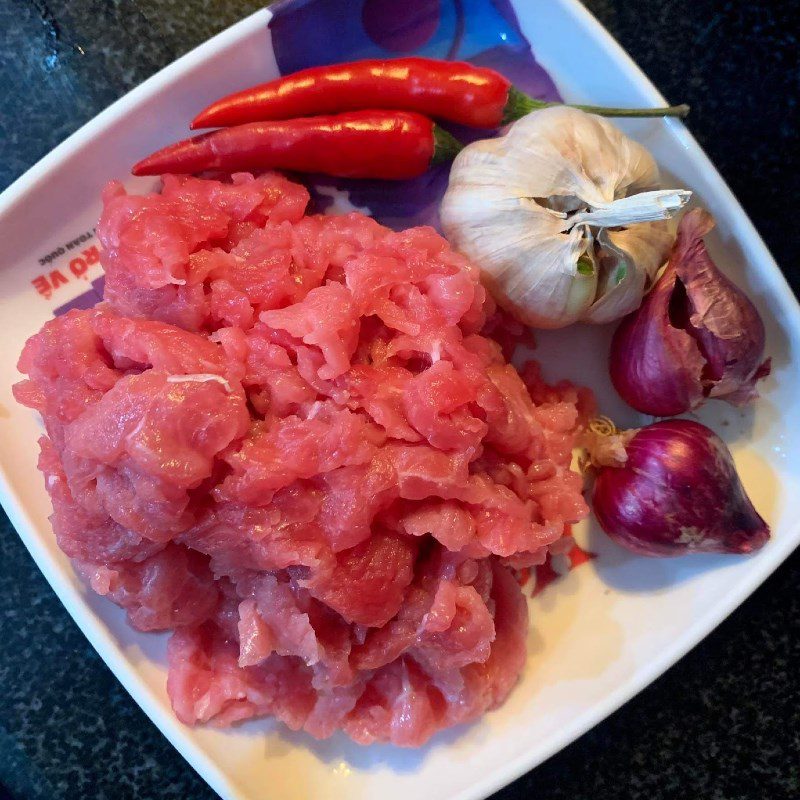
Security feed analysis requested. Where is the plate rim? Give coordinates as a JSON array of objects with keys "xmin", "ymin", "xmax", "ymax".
[
  {"xmin": 464, "ymin": 3, "xmax": 800, "ymax": 794},
  {"xmin": 0, "ymin": 10, "xmax": 275, "ymax": 800},
  {"xmin": 0, "ymin": 3, "xmax": 798, "ymax": 800},
  {"xmin": 463, "ymin": 2, "xmax": 800, "ymax": 796}
]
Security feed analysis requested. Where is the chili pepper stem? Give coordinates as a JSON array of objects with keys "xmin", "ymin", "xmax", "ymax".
[
  {"xmin": 432, "ymin": 125, "xmax": 464, "ymax": 165},
  {"xmin": 501, "ymin": 85, "xmax": 690, "ymax": 125}
]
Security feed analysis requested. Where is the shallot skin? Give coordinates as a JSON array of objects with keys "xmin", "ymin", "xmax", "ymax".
[
  {"xmin": 610, "ymin": 209, "xmax": 769, "ymax": 417},
  {"xmin": 592, "ymin": 420, "xmax": 769, "ymax": 556}
]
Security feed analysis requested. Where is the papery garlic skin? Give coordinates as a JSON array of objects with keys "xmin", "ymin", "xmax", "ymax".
[
  {"xmin": 440, "ymin": 106, "xmax": 690, "ymax": 328},
  {"xmin": 586, "ymin": 221, "xmax": 677, "ymax": 324}
]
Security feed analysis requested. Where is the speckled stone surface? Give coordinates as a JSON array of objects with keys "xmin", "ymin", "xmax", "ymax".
[{"xmin": 0, "ymin": 2, "xmax": 798, "ymax": 799}]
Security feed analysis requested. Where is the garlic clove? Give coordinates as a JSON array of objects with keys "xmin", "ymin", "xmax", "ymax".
[
  {"xmin": 583, "ymin": 221, "xmax": 674, "ymax": 324},
  {"xmin": 442, "ymin": 179, "xmax": 597, "ymax": 329},
  {"xmin": 498, "ymin": 228, "xmax": 598, "ymax": 328}
]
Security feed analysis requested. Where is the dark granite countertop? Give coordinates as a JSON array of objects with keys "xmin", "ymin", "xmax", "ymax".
[{"xmin": 1, "ymin": 2, "xmax": 798, "ymax": 799}]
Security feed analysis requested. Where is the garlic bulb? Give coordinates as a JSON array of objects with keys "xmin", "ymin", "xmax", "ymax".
[{"xmin": 440, "ymin": 106, "xmax": 691, "ymax": 328}]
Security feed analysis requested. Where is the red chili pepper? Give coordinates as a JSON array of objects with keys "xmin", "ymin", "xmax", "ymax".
[
  {"xmin": 132, "ymin": 110, "xmax": 462, "ymax": 180},
  {"xmin": 191, "ymin": 57, "xmax": 689, "ymax": 131}
]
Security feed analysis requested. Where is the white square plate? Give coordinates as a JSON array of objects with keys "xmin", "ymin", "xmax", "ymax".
[{"xmin": 0, "ymin": 2, "xmax": 798, "ymax": 799}]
